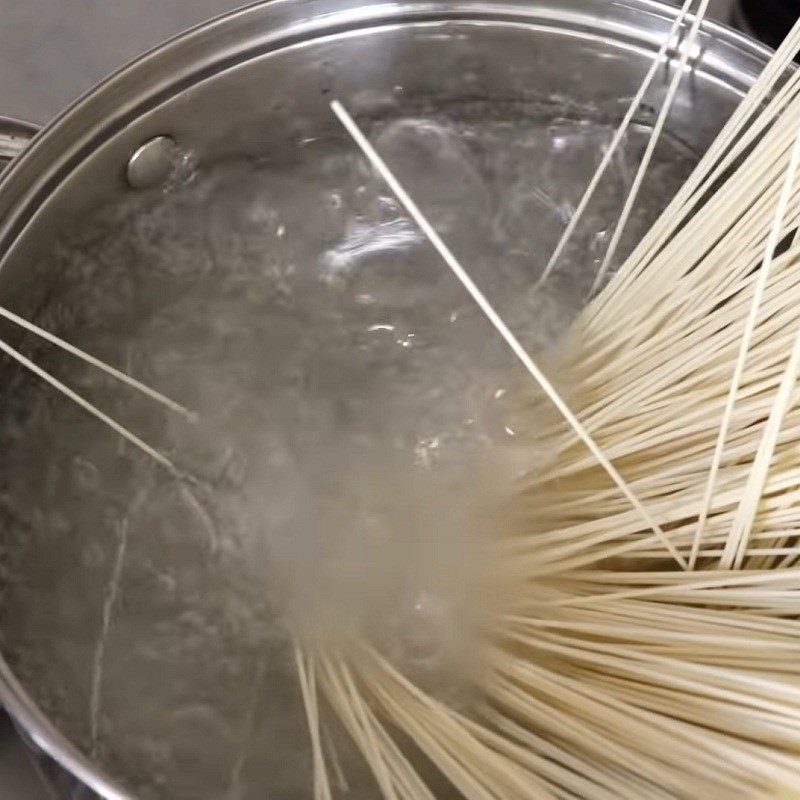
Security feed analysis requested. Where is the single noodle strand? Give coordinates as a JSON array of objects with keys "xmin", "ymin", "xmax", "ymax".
[{"xmin": 331, "ymin": 98, "xmax": 687, "ymax": 569}]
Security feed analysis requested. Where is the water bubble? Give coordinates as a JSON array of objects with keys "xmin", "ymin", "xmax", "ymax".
[{"xmin": 396, "ymin": 591, "xmax": 454, "ymax": 667}]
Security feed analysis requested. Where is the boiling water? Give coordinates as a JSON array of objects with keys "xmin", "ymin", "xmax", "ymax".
[{"xmin": 0, "ymin": 108, "xmax": 695, "ymax": 799}]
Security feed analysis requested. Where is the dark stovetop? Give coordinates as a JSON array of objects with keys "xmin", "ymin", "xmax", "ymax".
[{"xmin": 0, "ymin": 712, "xmax": 51, "ymax": 799}]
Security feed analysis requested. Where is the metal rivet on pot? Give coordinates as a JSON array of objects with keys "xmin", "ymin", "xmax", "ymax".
[{"xmin": 126, "ymin": 136, "xmax": 180, "ymax": 190}]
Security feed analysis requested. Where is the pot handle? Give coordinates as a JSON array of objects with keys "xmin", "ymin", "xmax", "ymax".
[{"xmin": 0, "ymin": 117, "xmax": 39, "ymax": 173}]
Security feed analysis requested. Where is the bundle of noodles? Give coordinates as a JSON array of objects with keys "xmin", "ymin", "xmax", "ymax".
[{"xmin": 290, "ymin": 11, "xmax": 800, "ymax": 800}]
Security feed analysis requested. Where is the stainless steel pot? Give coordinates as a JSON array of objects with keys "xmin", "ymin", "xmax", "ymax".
[{"xmin": 0, "ymin": 2, "xmax": 782, "ymax": 798}]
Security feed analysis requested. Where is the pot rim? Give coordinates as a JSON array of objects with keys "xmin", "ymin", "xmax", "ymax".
[{"xmin": 0, "ymin": 2, "xmax": 775, "ymax": 798}]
